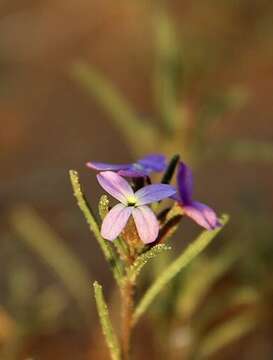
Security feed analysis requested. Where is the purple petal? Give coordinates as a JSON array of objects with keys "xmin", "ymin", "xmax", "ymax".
[
  {"xmin": 137, "ymin": 154, "xmax": 167, "ymax": 172},
  {"xmin": 170, "ymin": 193, "xmax": 181, "ymax": 202},
  {"xmin": 118, "ymin": 169, "xmax": 148, "ymax": 178},
  {"xmin": 135, "ymin": 184, "xmax": 177, "ymax": 205},
  {"xmin": 101, "ymin": 204, "xmax": 132, "ymax": 241},
  {"xmin": 97, "ymin": 171, "xmax": 134, "ymax": 204},
  {"xmin": 183, "ymin": 201, "xmax": 221, "ymax": 230},
  {"xmin": 86, "ymin": 161, "xmax": 130, "ymax": 171},
  {"xmin": 132, "ymin": 205, "xmax": 159, "ymax": 244},
  {"xmin": 177, "ymin": 161, "xmax": 193, "ymax": 205}
]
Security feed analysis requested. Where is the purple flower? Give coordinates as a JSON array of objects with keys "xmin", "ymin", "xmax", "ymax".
[
  {"xmin": 87, "ymin": 154, "xmax": 167, "ymax": 178},
  {"xmin": 175, "ymin": 162, "xmax": 221, "ymax": 230},
  {"xmin": 97, "ymin": 171, "xmax": 176, "ymax": 244}
]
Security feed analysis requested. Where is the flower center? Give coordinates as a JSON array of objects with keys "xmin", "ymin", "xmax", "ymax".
[{"xmin": 127, "ymin": 194, "xmax": 137, "ymax": 206}]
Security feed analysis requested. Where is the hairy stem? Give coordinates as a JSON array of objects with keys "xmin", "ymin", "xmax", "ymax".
[{"xmin": 121, "ymin": 279, "xmax": 135, "ymax": 360}]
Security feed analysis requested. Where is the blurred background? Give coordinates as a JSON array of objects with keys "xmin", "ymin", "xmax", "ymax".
[{"xmin": 0, "ymin": 0, "xmax": 273, "ymax": 359}]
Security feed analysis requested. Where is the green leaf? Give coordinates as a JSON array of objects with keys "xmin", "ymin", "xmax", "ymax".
[
  {"xmin": 177, "ymin": 246, "xmax": 238, "ymax": 319},
  {"xmin": 99, "ymin": 194, "xmax": 110, "ymax": 220},
  {"xmin": 153, "ymin": 9, "xmax": 183, "ymax": 133},
  {"xmin": 10, "ymin": 206, "xmax": 91, "ymax": 312},
  {"xmin": 128, "ymin": 244, "xmax": 171, "ymax": 282},
  {"xmin": 69, "ymin": 170, "xmax": 123, "ymax": 284},
  {"xmin": 71, "ymin": 62, "xmax": 158, "ymax": 153},
  {"xmin": 93, "ymin": 282, "xmax": 121, "ymax": 360},
  {"xmin": 228, "ymin": 140, "xmax": 273, "ymax": 162},
  {"xmin": 133, "ymin": 214, "xmax": 229, "ymax": 324},
  {"xmin": 198, "ymin": 87, "xmax": 249, "ymax": 127},
  {"xmin": 208, "ymin": 140, "xmax": 273, "ymax": 163},
  {"xmin": 197, "ymin": 312, "xmax": 257, "ymax": 359}
]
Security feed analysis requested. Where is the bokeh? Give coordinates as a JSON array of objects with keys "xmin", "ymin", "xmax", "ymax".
[{"xmin": 0, "ymin": 1, "xmax": 273, "ymax": 359}]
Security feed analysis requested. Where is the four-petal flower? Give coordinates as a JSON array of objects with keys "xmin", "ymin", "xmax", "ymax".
[
  {"xmin": 97, "ymin": 171, "xmax": 176, "ymax": 244},
  {"xmin": 87, "ymin": 154, "xmax": 166, "ymax": 178},
  {"xmin": 175, "ymin": 162, "xmax": 221, "ymax": 230}
]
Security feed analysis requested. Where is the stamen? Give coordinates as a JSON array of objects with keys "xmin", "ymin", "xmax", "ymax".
[
  {"xmin": 127, "ymin": 194, "xmax": 137, "ymax": 207},
  {"xmin": 128, "ymin": 202, "xmax": 136, "ymax": 206}
]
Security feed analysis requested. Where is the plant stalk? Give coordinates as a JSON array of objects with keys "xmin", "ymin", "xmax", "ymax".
[{"xmin": 121, "ymin": 279, "xmax": 135, "ymax": 360}]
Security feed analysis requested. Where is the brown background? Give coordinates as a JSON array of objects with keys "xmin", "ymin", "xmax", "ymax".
[{"xmin": 0, "ymin": 1, "xmax": 273, "ymax": 359}]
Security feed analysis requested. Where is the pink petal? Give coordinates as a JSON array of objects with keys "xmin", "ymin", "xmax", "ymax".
[
  {"xmin": 132, "ymin": 205, "xmax": 159, "ymax": 244},
  {"xmin": 183, "ymin": 201, "xmax": 220, "ymax": 230},
  {"xmin": 101, "ymin": 204, "xmax": 132, "ymax": 241},
  {"xmin": 87, "ymin": 162, "xmax": 130, "ymax": 171},
  {"xmin": 97, "ymin": 171, "xmax": 134, "ymax": 204}
]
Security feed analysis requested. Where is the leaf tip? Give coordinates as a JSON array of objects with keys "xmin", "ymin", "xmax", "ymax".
[{"xmin": 220, "ymin": 213, "xmax": 230, "ymax": 225}]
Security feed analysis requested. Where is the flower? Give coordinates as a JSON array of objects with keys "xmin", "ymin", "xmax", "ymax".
[
  {"xmin": 97, "ymin": 171, "xmax": 176, "ymax": 243},
  {"xmin": 175, "ymin": 162, "xmax": 221, "ymax": 230},
  {"xmin": 87, "ymin": 154, "xmax": 167, "ymax": 178}
]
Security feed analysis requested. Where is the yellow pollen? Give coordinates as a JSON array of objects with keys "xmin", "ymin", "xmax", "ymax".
[{"xmin": 127, "ymin": 194, "xmax": 137, "ymax": 206}]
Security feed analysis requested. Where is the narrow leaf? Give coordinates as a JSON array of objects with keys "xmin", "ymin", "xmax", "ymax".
[
  {"xmin": 227, "ymin": 140, "xmax": 273, "ymax": 162},
  {"xmin": 93, "ymin": 282, "xmax": 121, "ymax": 360},
  {"xmin": 99, "ymin": 194, "xmax": 110, "ymax": 220},
  {"xmin": 153, "ymin": 9, "xmax": 182, "ymax": 133},
  {"xmin": 128, "ymin": 244, "xmax": 171, "ymax": 281},
  {"xmin": 69, "ymin": 170, "xmax": 123, "ymax": 284},
  {"xmin": 177, "ymin": 246, "xmax": 238, "ymax": 319},
  {"xmin": 208, "ymin": 140, "xmax": 273, "ymax": 163},
  {"xmin": 133, "ymin": 214, "xmax": 229, "ymax": 324},
  {"xmin": 197, "ymin": 312, "xmax": 257, "ymax": 359},
  {"xmin": 10, "ymin": 206, "xmax": 90, "ymax": 311},
  {"xmin": 71, "ymin": 62, "xmax": 158, "ymax": 153}
]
